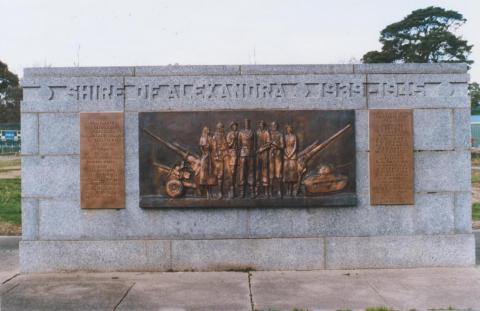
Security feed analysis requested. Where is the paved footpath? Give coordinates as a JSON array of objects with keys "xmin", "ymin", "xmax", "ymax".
[{"xmin": 0, "ymin": 234, "xmax": 479, "ymax": 311}]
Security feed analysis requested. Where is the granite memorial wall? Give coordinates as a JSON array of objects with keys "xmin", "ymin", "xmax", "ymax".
[{"xmin": 19, "ymin": 64, "xmax": 474, "ymax": 272}]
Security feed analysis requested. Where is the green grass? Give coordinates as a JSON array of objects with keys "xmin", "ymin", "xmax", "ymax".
[
  {"xmin": 472, "ymin": 172, "xmax": 480, "ymax": 184},
  {"xmin": 365, "ymin": 308, "xmax": 393, "ymax": 311},
  {"xmin": 0, "ymin": 178, "xmax": 21, "ymax": 225},
  {"xmin": 473, "ymin": 203, "xmax": 480, "ymax": 221}
]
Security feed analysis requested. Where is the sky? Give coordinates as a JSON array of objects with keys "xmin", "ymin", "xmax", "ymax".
[{"xmin": 1, "ymin": 0, "xmax": 479, "ymax": 81}]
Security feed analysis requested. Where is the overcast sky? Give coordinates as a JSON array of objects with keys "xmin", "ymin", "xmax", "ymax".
[{"xmin": 1, "ymin": 0, "xmax": 479, "ymax": 81}]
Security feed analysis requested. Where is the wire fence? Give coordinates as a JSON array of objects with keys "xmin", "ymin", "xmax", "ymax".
[
  {"xmin": 472, "ymin": 123, "xmax": 480, "ymax": 148},
  {"xmin": 0, "ymin": 123, "xmax": 21, "ymax": 155}
]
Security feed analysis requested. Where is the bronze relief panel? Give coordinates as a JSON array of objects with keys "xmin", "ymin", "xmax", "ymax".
[{"xmin": 139, "ymin": 110, "xmax": 356, "ymax": 208}]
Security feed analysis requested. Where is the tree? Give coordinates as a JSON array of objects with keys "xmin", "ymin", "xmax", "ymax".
[
  {"xmin": 470, "ymin": 82, "xmax": 480, "ymax": 114},
  {"xmin": 0, "ymin": 60, "xmax": 22, "ymax": 123},
  {"xmin": 362, "ymin": 6, "xmax": 473, "ymax": 64}
]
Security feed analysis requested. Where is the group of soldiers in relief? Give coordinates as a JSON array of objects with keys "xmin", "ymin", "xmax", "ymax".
[{"xmin": 198, "ymin": 118, "xmax": 300, "ymax": 199}]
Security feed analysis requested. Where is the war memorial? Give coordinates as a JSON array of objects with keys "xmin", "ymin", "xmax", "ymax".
[{"xmin": 19, "ymin": 63, "xmax": 474, "ymax": 272}]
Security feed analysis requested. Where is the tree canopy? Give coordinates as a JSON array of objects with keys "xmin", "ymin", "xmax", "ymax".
[
  {"xmin": 0, "ymin": 60, "xmax": 21, "ymax": 123},
  {"xmin": 362, "ymin": 6, "xmax": 473, "ymax": 64}
]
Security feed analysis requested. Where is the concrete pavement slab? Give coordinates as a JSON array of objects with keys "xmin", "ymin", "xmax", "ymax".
[
  {"xmin": 251, "ymin": 268, "xmax": 480, "ymax": 310},
  {"xmin": 0, "ymin": 275, "xmax": 133, "ymax": 311},
  {"xmin": 363, "ymin": 267, "xmax": 480, "ymax": 310},
  {"xmin": 116, "ymin": 272, "xmax": 251, "ymax": 311},
  {"xmin": 0, "ymin": 272, "xmax": 251, "ymax": 311},
  {"xmin": 251, "ymin": 270, "xmax": 388, "ymax": 310},
  {"xmin": 475, "ymin": 230, "xmax": 480, "ymax": 265},
  {"xmin": 0, "ymin": 237, "xmax": 19, "ymax": 284}
]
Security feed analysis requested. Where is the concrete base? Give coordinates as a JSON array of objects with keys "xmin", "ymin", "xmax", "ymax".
[{"xmin": 20, "ymin": 234, "xmax": 475, "ymax": 272}]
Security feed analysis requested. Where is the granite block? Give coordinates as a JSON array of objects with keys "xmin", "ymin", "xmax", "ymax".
[
  {"xmin": 355, "ymin": 110, "xmax": 368, "ymax": 151},
  {"xmin": 39, "ymin": 198, "xmax": 131, "ymax": 240},
  {"xmin": 454, "ymin": 108, "xmax": 471, "ymax": 149},
  {"xmin": 20, "ymin": 113, "xmax": 38, "ymax": 155},
  {"xmin": 124, "ymin": 149, "xmax": 139, "ymax": 196},
  {"xmin": 413, "ymin": 192, "xmax": 454, "ymax": 235},
  {"xmin": 454, "ymin": 192, "xmax": 472, "ymax": 233},
  {"xmin": 21, "ymin": 100, "xmax": 79, "ymax": 113},
  {"xmin": 356, "ymin": 151, "xmax": 369, "ymax": 194},
  {"xmin": 413, "ymin": 109, "xmax": 454, "ymax": 150},
  {"xmin": 415, "ymin": 150, "xmax": 470, "ymax": 192},
  {"xmin": 326, "ymin": 234, "xmax": 475, "ymax": 269},
  {"xmin": 241, "ymin": 64, "xmax": 354, "ymax": 75},
  {"xmin": 125, "ymin": 75, "xmax": 367, "ymax": 111},
  {"xmin": 22, "ymin": 198, "xmax": 39, "ymax": 240},
  {"xmin": 38, "ymin": 199, "xmax": 82, "ymax": 240},
  {"xmin": 22, "ymin": 155, "xmax": 79, "ymax": 199},
  {"xmin": 22, "ymin": 77, "xmax": 124, "ymax": 112},
  {"xmin": 171, "ymin": 238, "xmax": 324, "ymax": 271},
  {"xmin": 135, "ymin": 65, "xmax": 241, "ymax": 76},
  {"xmin": 247, "ymin": 192, "xmax": 454, "ymax": 238},
  {"xmin": 24, "ymin": 66, "xmax": 135, "ymax": 77},
  {"xmin": 367, "ymin": 74, "xmax": 469, "ymax": 108},
  {"xmin": 39, "ymin": 113, "xmax": 79, "ymax": 155},
  {"xmin": 20, "ymin": 240, "xmax": 170, "ymax": 272},
  {"xmin": 355, "ymin": 63, "xmax": 468, "ymax": 74},
  {"xmin": 124, "ymin": 205, "xmax": 249, "ymax": 239},
  {"xmin": 124, "ymin": 112, "xmax": 138, "ymax": 156}
]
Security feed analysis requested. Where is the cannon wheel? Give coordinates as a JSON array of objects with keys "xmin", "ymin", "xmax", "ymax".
[{"xmin": 166, "ymin": 179, "xmax": 184, "ymax": 198}]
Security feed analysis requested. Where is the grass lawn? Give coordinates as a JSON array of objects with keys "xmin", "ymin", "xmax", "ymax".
[
  {"xmin": 473, "ymin": 203, "xmax": 480, "ymax": 221},
  {"xmin": 0, "ymin": 178, "xmax": 21, "ymax": 225}
]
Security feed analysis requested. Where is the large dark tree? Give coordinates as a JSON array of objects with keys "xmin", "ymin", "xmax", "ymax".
[
  {"xmin": 0, "ymin": 60, "xmax": 22, "ymax": 123},
  {"xmin": 362, "ymin": 6, "xmax": 473, "ymax": 64}
]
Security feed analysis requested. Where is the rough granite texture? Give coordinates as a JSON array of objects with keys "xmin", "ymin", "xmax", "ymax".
[
  {"xmin": 20, "ymin": 64, "xmax": 473, "ymax": 272},
  {"xmin": 20, "ymin": 113, "xmax": 38, "ymax": 155},
  {"xmin": 325, "ymin": 234, "xmax": 475, "ymax": 269}
]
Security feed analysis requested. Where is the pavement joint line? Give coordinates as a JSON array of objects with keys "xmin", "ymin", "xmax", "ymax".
[
  {"xmin": 2, "ymin": 282, "xmax": 20, "ymax": 295},
  {"xmin": 364, "ymin": 276, "xmax": 391, "ymax": 307},
  {"xmin": 112, "ymin": 281, "xmax": 135, "ymax": 311},
  {"xmin": 1, "ymin": 273, "xmax": 20, "ymax": 285},
  {"xmin": 248, "ymin": 271, "xmax": 254, "ymax": 311}
]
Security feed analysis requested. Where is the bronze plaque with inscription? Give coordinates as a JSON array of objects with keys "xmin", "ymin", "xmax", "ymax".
[
  {"xmin": 80, "ymin": 112, "xmax": 125, "ymax": 209},
  {"xmin": 369, "ymin": 109, "xmax": 414, "ymax": 205},
  {"xmin": 139, "ymin": 110, "xmax": 356, "ymax": 208}
]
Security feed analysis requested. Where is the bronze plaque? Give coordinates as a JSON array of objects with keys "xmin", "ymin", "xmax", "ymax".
[
  {"xmin": 369, "ymin": 109, "xmax": 414, "ymax": 205},
  {"xmin": 139, "ymin": 110, "xmax": 356, "ymax": 208},
  {"xmin": 80, "ymin": 112, "xmax": 125, "ymax": 209}
]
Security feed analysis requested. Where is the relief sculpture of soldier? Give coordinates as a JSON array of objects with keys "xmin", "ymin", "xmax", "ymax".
[
  {"xmin": 283, "ymin": 124, "xmax": 299, "ymax": 196},
  {"xmin": 238, "ymin": 119, "xmax": 256, "ymax": 198},
  {"xmin": 211, "ymin": 122, "xmax": 228, "ymax": 199},
  {"xmin": 256, "ymin": 120, "xmax": 271, "ymax": 197},
  {"xmin": 199, "ymin": 126, "xmax": 214, "ymax": 199},
  {"xmin": 225, "ymin": 122, "xmax": 239, "ymax": 199},
  {"xmin": 269, "ymin": 121, "xmax": 284, "ymax": 197}
]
